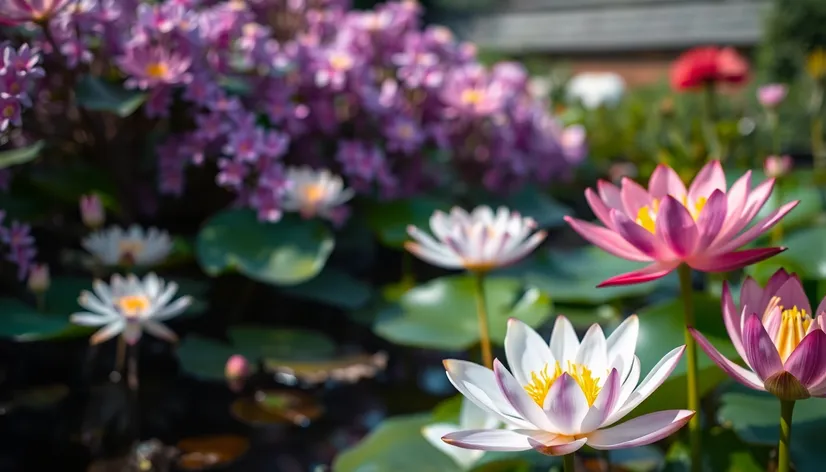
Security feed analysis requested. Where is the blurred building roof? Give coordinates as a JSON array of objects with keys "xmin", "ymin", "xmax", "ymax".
[{"xmin": 445, "ymin": 0, "xmax": 771, "ymax": 53}]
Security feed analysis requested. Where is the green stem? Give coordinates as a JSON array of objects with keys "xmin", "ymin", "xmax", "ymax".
[
  {"xmin": 562, "ymin": 453, "xmax": 576, "ymax": 472},
  {"xmin": 812, "ymin": 83, "xmax": 825, "ymax": 172},
  {"xmin": 678, "ymin": 264, "xmax": 701, "ymax": 472},
  {"xmin": 770, "ymin": 184, "xmax": 784, "ymax": 245},
  {"xmin": 401, "ymin": 251, "xmax": 415, "ymax": 289},
  {"xmin": 472, "ymin": 271, "xmax": 493, "ymax": 370},
  {"xmin": 778, "ymin": 400, "xmax": 795, "ymax": 472},
  {"xmin": 702, "ymin": 81, "xmax": 722, "ymax": 161}
]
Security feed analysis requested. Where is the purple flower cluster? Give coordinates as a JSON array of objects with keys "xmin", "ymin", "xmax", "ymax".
[
  {"xmin": 0, "ymin": 42, "xmax": 44, "ymax": 132},
  {"xmin": 18, "ymin": 0, "xmax": 580, "ymax": 223},
  {"xmin": 0, "ymin": 211, "xmax": 37, "ymax": 280}
]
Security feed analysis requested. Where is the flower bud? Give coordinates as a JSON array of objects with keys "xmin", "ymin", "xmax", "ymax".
[
  {"xmin": 757, "ymin": 84, "xmax": 787, "ymax": 109},
  {"xmin": 764, "ymin": 155, "xmax": 793, "ymax": 179},
  {"xmin": 79, "ymin": 194, "xmax": 104, "ymax": 229},
  {"xmin": 225, "ymin": 354, "xmax": 250, "ymax": 392},
  {"xmin": 27, "ymin": 263, "xmax": 50, "ymax": 293}
]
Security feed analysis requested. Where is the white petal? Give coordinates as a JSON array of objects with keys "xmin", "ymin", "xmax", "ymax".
[
  {"xmin": 89, "ymin": 319, "xmax": 126, "ymax": 345},
  {"xmin": 617, "ymin": 356, "xmax": 641, "ymax": 407},
  {"xmin": 494, "ymin": 360, "xmax": 557, "ymax": 431},
  {"xmin": 422, "ymin": 423, "xmax": 484, "ymax": 469},
  {"xmin": 143, "ymin": 320, "xmax": 178, "ymax": 343},
  {"xmin": 442, "ymin": 429, "xmax": 533, "ymax": 452},
  {"xmin": 586, "ymin": 410, "xmax": 694, "ymax": 450},
  {"xmin": 152, "ymin": 296, "xmax": 192, "ymax": 321},
  {"xmin": 78, "ymin": 291, "xmax": 117, "ymax": 317},
  {"xmin": 604, "ymin": 346, "xmax": 685, "ymax": 426},
  {"xmin": 459, "ymin": 397, "xmax": 498, "ymax": 430},
  {"xmin": 606, "ymin": 315, "xmax": 639, "ymax": 380},
  {"xmin": 71, "ymin": 312, "xmax": 116, "ymax": 327},
  {"xmin": 550, "ymin": 315, "xmax": 579, "ymax": 364},
  {"xmin": 544, "ymin": 372, "xmax": 589, "ymax": 435},
  {"xmin": 443, "ymin": 360, "xmax": 533, "ymax": 429},
  {"xmin": 581, "ymin": 368, "xmax": 621, "ymax": 432},
  {"xmin": 575, "ymin": 324, "xmax": 608, "ymax": 375},
  {"xmin": 504, "ymin": 318, "xmax": 554, "ymax": 386}
]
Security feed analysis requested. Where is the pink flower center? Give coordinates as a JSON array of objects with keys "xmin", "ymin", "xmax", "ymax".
[
  {"xmin": 524, "ymin": 361, "xmax": 601, "ymax": 407},
  {"xmin": 635, "ymin": 195, "xmax": 707, "ymax": 233},
  {"xmin": 460, "ymin": 89, "xmax": 485, "ymax": 106}
]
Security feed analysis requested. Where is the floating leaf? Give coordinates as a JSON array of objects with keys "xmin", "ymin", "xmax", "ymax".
[
  {"xmin": 196, "ymin": 210, "xmax": 334, "ymax": 286},
  {"xmin": 281, "ymin": 267, "xmax": 372, "ymax": 310},
  {"xmin": 373, "ymin": 275, "xmax": 552, "ymax": 350},
  {"xmin": 177, "ymin": 435, "xmax": 250, "ymax": 470},
  {"xmin": 230, "ymin": 390, "xmax": 322, "ymax": 427},
  {"xmin": 0, "ymin": 141, "xmax": 44, "ymax": 170},
  {"xmin": 176, "ymin": 335, "xmax": 241, "ymax": 381},
  {"xmin": 29, "ymin": 164, "xmax": 122, "ymax": 214},
  {"xmin": 0, "ymin": 298, "xmax": 72, "ymax": 342},
  {"xmin": 263, "ymin": 351, "xmax": 388, "ymax": 385},
  {"xmin": 661, "ymin": 427, "xmax": 766, "ymax": 472},
  {"xmin": 469, "ymin": 185, "xmax": 571, "ymax": 228},
  {"xmin": 74, "ymin": 75, "xmax": 147, "ymax": 117},
  {"xmin": 746, "ymin": 225, "xmax": 826, "ymax": 282},
  {"xmin": 365, "ymin": 196, "xmax": 451, "ymax": 248}
]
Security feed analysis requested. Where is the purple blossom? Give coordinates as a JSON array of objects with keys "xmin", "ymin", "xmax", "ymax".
[
  {"xmin": 384, "ymin": 116, "xmax": 425, "ymax": 155},
  {"xmin": 118, "ymin": 43, "xmax": 193, "ymax": 89},
  {"xmin": 0, "ymin": 219, "xmax": 37, "ymax": 280}
]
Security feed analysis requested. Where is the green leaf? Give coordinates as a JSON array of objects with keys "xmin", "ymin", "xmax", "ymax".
[
  {"xmin": 746, "ymin": 225, "xmax": 826, "ymax": 282},
  {"xmin": 74, "ymin": 75, "xmax": 147, "ymax": 117},
  {"xmin": 0, "ymin": 298, "xmax": 72, "ymax": 342},
  {"xmin": 196, "ymin": 210, "xmax": 335, "ymax": 286},
  {"xmin": 0, "ymin": 141, "xmax": 44, "ymax": 170},
  {"xmin": 366, "ymin": 197, "xmax": 452, "ymax": 248},
  {"xmin": 281, "ymin": 267, "xmax": 372, "ymax": 310},
  {"xmin": 759, "ymin": 185, "xmax": 824, "ymax": 231},
  {"xmin": 662, "ymin": 426, "xmax": 766, "ymax": 472},
  {"xmin": 29, "ymin": 164, "xmax": 123, "ymax": 214},
  {"xmin": 469, "ymin": 185, "xmax": 571, "ymax": 228},
  {"xmin": 508, "ymin": 247, "xmax": 676, "ymax": 305},
  {"xmin": 176, "ymin": 335, "xmax": 240, "ymax": 381},
  {"xmin": 630, "ymin": 294, "xmax": 736, "ymax": 418},
  {"xmin": 717, "ymin": 383, "xmax": 826, "ymax": 472},
  {"xmin": 373, "ymin": 275, "xmax": 552, "ymax": 350}
]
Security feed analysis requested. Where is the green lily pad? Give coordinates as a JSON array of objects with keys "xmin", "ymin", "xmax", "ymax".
[
  {"xmin": 74, "ymin": 75, "xmax": 147, "ymax": 117},
  {"xmin": 745, "ymin": 225, "xmax": 826, "ymax": 283},
  {"xmin": 28, "ymin": 164, "xmax": 123, "ymax": 214},
  {"xmin": 281, "ymin": 267, "xmax": 372, "ymax": 310},
  {"xmin": 365, "ymin": 197, "xmax": 452, "ymax": 248},
  {"xmin": 373, "ymin": 275, "xmax": 552, "ymax": 350},
  {"xmin": 759, "ymin": 185, "xmax": 824, "ymax": 231},
  {"xmin": 630, "ymin": 293, "xmax": 737, "ymax": 418},
  {"xmin": 176, "ymin": 335, "xmax": 241, "ymax": 381},
  {"xmin": 469, "ymin": 185, "xmax": 571, "ymax": 228},
  {"xmin": 0, "ymin": 298, "xmax": 72, "ymax": 342},
  {"xmin": 196, "ymin": 210, "xmax": 334, "ymax": 286},
  {"xmin": 717, "ymin": 383, "xmax": 826, "ymax": 472},
  {"xmin": 0, "ymin": 141, "xmax": 44, "ymax": 170},
  {"xmin": 510, "ymin": 247, "xmax": 676, "ymax": 305},
  {"xmin": 661, "ymin": 426, "xmax": 767, "ymax": 472}
]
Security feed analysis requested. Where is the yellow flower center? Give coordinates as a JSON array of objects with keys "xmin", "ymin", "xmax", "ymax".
[
  {"xmin": 461, "ymin": 89, "xmax": 485, "ymax": 106},
  {"xmin": 145, "ymin": 62, "xmax": 168, "ymax": 79},
  {"xmin": 2, "ymin": 105, "xmax": 14, "ymax": 118},
  {"xmin": 524, "ymin": 361, "xmax": 602, "ymax": 407},
  {"xmin": 330, "ymin": 54, "xmax": 353, "ymax": 71},
  {"xmin": 635, "ymin": 195, "xmax": 707, "ymax": 233},
  {"xmin": 768, "ymin": 299, "xmax": 812, "ymax": 362},
  {"xmin": 301, "ymin": 184, "xmax": 326, "ymax": 205},
  {"xmin": 116, "ymin": 295, "xmax": 151, "ymax": 318}
]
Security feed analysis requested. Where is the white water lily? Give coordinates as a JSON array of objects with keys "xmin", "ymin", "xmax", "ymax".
[
  {"xmin": 566, "ymin": 72, "xmax": 625, "ymax": 109},
  {"xmin": 422, "ymin": 398, "xmax": 500, "ymax": 470},
  {"xmin": 281, "ymin": 166, "xmax": 354, "ymax": 219},
  {"xmin": 441, "ymin": 316, "xmax": 693, "ymax": 455},
  {"xmin": 82, "ymin": 225, "xmax": 172, "ymax": 267},
  {"xmin": 405, "ymin": 206, "xmax": 546, "ymax": 272},
  {"xmin": 70, "ymin": 273, "xmax": 192, "ymax": 345}
]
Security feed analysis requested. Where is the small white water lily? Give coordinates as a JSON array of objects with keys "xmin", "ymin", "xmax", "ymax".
[
  {"xmin": 82, "ymin": 225, "xmax": 173, "ymax": 267},
  {"xmin": 70, "ymin": 273, "xmax": 192, "ymax": 345},
  {"xmin": 566, "ymin": 72, "xmax": 625, "ymax": 109},
  {"xmin": 422, "ymin": 398, "xmax": 500, "ymax": 470},
  {"xmin": 281, "ymin": 166, "xmax": 354, "ymax": 219},
  {"xmin": 406, "ymin": 206, "xmax": 546, "ymax": 272},
  {"xmin": 441, "ymin": 316, "xmax": 693, "ymax": 455}
]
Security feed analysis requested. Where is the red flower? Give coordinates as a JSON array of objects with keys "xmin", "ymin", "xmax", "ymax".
[{"xmin": 670, "ymin": 46, "xmax": 749, "ymax": 91}]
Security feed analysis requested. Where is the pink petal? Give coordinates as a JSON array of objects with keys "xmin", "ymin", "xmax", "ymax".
[
  {"xmin": 696, "ymin": 189, "xmax": 727, "ymax": 250},
  {"xmin": 774, "ymin": 275, "xmax": 812, "ymax": 319},
  {"xmin": 655, "ymin": 196, "xmax": 698, "ymax": 257},
  {"xmin": 528, "ymin": 437, "xmax": 588, "ymax": 456},
  {"xmin": 689, "ymin": 247, "xmax": 786, "ymax": 273},
  {"xmin": 717, "ymin": 171, "xmax": 752, "ymax": 238},
  {"xmin": 564, "ymin": 216, "xmax": 651, "ymax": 262},
  {"xmin": 544, "ymin": 372, "xmax": 590, "ymax": 436},
  {"xmin": 597, "ymin": 180, "xmax": 623, "ymax": 210},
  {"xmin": 442, "ymin": 429, "xmax": 533, "ymax": 451},
  {"xmin": 586, "ymin": 187, "xmax": 616, "ymax": 229},
  {"xmin": 784, "ymin": 330, "xmax": 826, "ymax": 389},
  {"xmin": 619, "ymin": 178, "xmax": 653, "ymax": 219},
  {"xmin": 714, "ymin": 201, "xmax": 799, "ymax": 254},
  {"xmin": 742, "ymin": 314, "xmax": 784, "ymax": 381},
  {"xmin": 580, "ymin": 368, "xmax": 621, "ymax": 432},
  {"xmin": 648, "ymin": 164, "xmax": 687, "ymax": 199},
  {"xmin": 740, "ymin": 277, "xmax": 766, "ymax": 320},
  {"xmin": 597, "ymin": 261, "xmax": 680, "ymax": 287},
  {"xmin": 585, "ymin": 410, "xmax": 694, "ymax": 450},
  {"xmin": 689, "ymin": 328, "xmax": 765, "ymax": 390},
  {"xmin": 610, "ymin": 210, "xmax": 667, "ymax": 258},
  {"xmin": 721, "ymin": 283, "xmax": 747, "ymax": 362},
  {"xmin": 741, "ymin": 178, "xmax": 776, "ymax": 223},
  {"xmin": 760, "ymin": 269, "xmax": 793, "ymax": 310},
  {"xmin": 494, "ymin": 360, "xmax": 557, "ymax": 431},
  {"xmin": 688, "ymin": 160, "xmax": 726, "ymax": 202}
]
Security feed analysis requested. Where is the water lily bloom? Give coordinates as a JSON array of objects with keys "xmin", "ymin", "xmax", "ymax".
[
  {"xmin": 757, "ymin": 84, "xmax": 788, "ymax": 109},
  {"xmin": 82, "ymin": 225, "xmax": 173, "ymax": 267},
  {"xmin": 0, "ymin": 0, "xmax": 73, "ymax": 23},
  {"xmin": 422, "ymin": 398, "xmax": 500, "ymax": 470},
  {"xmin": 564, "ymin": 161, "xmax": 798, "ymax": 286},
  {"xmin": 406, "ymin": 206, "xmax": 547, "ymax": 272},
  {"xmin": 79, "ymin": 194, "xmax": 105, "ymax": 229},
  {"xmin": 764, "ymin": 155, "xmax": 793, "ymax": 179},
  {"xmin": 225, "ymin": 354, "xmax": 251, "ymax": 393},
  {"xmin": 280, "ymin": 166, "xmax": 354, "ymax": 220},
  {"xmin": 440, "ymin": 316, "xmax": 692, "ymax": 455},
  {"xmin": 691, "ymin": 270, "xmax": 826, "ymax": 400},
  {"xmin": 71, "ymin": 273, "xmax": 192, "ymax": 345},
  {"xmin": 566, "ymin": 72, "xmax": 626, "ymax": 109}
]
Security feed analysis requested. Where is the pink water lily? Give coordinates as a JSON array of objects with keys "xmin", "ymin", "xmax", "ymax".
[
  {"xmin": 691, "ymin": 270, "xmax": 826, "ymax": 400},
  {"xmin": 441, "ymin": 316, "xmax": 693, "ymax": 455},
  {"xmin": 564, "ymin": 161, "xmax": 798, "ymax": 286}
]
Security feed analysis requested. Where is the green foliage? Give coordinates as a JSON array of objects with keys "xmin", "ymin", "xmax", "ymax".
[
  {"xmin": 761, "ymin": 0, "xmax": 826, "ymax": 81},
  {"xmin": 74, "ymin": 75, "xmax": 147, "ymax": 117},
  {"xmin": 0, "ymin": 141, "xmax": 44, "ymax": 170}
]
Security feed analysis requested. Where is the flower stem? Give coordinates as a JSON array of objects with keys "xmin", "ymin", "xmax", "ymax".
[
  {"xmin": 562, "ymin": 453, "xmax": 576, "ymax": 472},
  {"xmin": 778, "ymin": 400, "xmax": 795, "ymax": 472},
  {"xmin": 812, "ymin": 83, "xmax": 825, "ymax": 172},
  {"xmin": 472, "ymin": 271, "xmax": 493, "ymax": 370},
  {"xmin": 678, "ymin": 264, "xmax": 701, "ymax": 472},
  {"xmin": 770, "ymin": 184, "xmax": 784, "ymax": 245},
  {"xmin": 702, "ymin": 81, "xmax": 722, "ymax": 161}
]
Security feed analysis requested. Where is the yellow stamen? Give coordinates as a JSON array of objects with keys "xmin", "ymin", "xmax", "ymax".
[
  {"xmin": 461, "ymin": 89, "xmax": 485, "ymax": 106},
  {"xmin": 116, "ymin": 295, "xmax": 151, "ymax": 318},
  {"xmin": 301, "ymin": 184, "xmax": 326, "ymax": 204},
  {"xmin": 524, "ymin": 361, "xmax": 602, "ymax": 407},
  {"xmin": 775, "ymin": 306, "xmax": 812, "ymax": 362},
  {"xmin": 330, "ymin": 54, "xmax": 353, "ymax": 71},
  {"xmin": 635, "ymin": 195, "xmax": 707, "ymax": 233},
  {"xmin": 145, "ymin": 62, "xmax": 168, "ymax": 79}
]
